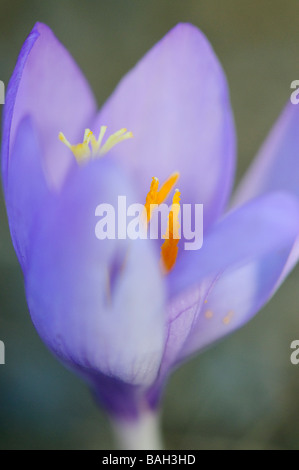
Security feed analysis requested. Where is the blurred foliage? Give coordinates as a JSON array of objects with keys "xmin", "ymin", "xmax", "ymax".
[{"xmin": 1, "ymin": 0, "xmax": 299, "ymax": 450}]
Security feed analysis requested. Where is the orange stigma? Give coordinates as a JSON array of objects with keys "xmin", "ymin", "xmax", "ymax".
[
  {"xmin": 144, "ymin": 172, "xmax": 179, "ymax": 223},
  {"xmin": 161, "ymin": 189, "xmax": 181, "ymax": 273}
]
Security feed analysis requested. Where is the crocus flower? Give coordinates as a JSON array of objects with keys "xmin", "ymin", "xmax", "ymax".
[{"xmin": 2, "ymin": 22, "xmax": 299, "ymax": 449}]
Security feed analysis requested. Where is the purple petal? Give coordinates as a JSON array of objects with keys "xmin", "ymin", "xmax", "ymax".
[
  {"xmin": 2, "ymin": 22, "xmax": 97, "ymax": 191},
  {"xmin": 169, "ymin": 192, "xmax": 299, "ymax": 296},
  {"xmin": 91, "ymin": 372, "xmax": 149, "ymax": 419},
  {"xmin": 94, "ymin": 23, "xmax": 236, "ymax": 230},
  {"xmin": 161, "ymin": 192, "xmax": 299, "ymax": 371},
  {"xmin": 233, "ymin": 102, "xmax": 299, "ymax": 205},
  {"xmin": 1, "ymin": 26, "xmax": 38, "ymax": 191},
  {"xmin": 233, "ymin": 102, "xmax": 299, "ymax": 295},
  {"xmin": 6, "ymin": 116, "xmax": 50, "ymax": 271},
  {"xmin": 25, "ymin": 157, "xmax": 166, "ymax": 388},
  {"xmin": 179, "ymin": 252, "xmax": 289, "ymax": 361}
]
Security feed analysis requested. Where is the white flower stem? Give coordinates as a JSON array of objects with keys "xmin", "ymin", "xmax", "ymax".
[{"xmin": 111, "ymin": 410, "xmax": 163, "ymax": 450}]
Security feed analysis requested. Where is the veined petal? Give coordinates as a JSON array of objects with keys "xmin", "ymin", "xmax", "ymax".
[
  {"xmin": 180, "ymin": 251, "xmax": 289, "ymax": 360},
  {"xmin": 25, "ymin": 158, "xmax": 165, "ymax": 389},
  {"xmin": 2, "ymin": 22, "xmax": 97, "ymax": 191},
  {"xmin": 162, "ymin": 192, "xmax": 299, "ymax": 369},
  {"xmin": 95, "ymin": 23, "xmax": 236, "ymax": 229}
]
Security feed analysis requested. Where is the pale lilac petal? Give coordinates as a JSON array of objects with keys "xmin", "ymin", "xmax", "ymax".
[
  {"xmin": 2, "ymin": 22, "xmax": 97, "ymax": 191},
  {"xmin": 161, "ymin": 193, "xmax": 299, "ymax": 371},
  {"xmin": 25, "ymin": 157, "xmax": 166, "ymax": 388},
  {"xmin": 95, "ymin": 23, "xmax": 236, "ymax": 229}
]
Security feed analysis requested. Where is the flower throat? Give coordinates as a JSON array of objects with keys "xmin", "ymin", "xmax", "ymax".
[{"xmin": 59, "ymin": 127, "xmax": 181, "ymax": 272}]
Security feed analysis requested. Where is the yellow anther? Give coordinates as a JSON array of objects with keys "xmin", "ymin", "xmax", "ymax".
[
  {"xmin": 161, "ymin": 189, "xmax": 181, "ymax": 273},
  {"xmin": 59, "ymin": 126, "xmax": 133, "ymax": 163}
]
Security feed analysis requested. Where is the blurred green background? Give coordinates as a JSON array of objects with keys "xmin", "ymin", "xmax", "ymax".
[{"xmin": 1, "ymin": 0, "xmax": 299, "ymax": 450}]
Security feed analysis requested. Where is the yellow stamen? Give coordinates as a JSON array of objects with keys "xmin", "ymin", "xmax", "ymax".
[
  {"xmin": 59, "ymin": 131, "xmax": 91, "ymax": 162},
  {"xmin": 161, "ymin": 189, "xmax": 181, "ymax": 273},
  {"xmin": 99, "ymin": 128, "xmax": 133, "ymax": 156},
  {"xmin": 83, "ymin": 129, "xmax": 93, "ymax": 142},
  {"xmin": 59, "ymin": 126, "xmax": 133, "ymax": 163},
  {"xmin": 89, "ymin": 126, "xmax": 107, "ymax": 155}
]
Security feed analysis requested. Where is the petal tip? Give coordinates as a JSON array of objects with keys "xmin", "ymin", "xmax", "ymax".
[
  {"xmin": 33, "ymin": 21, "xmax": 50, "ymax": 34},
  {"xmin": 170, "ymin": 22, "xmax": 200, "ymax": 35},
  {"xmin": 167, "ymin": 22, "xmax": 210, "ymax": 46}
]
